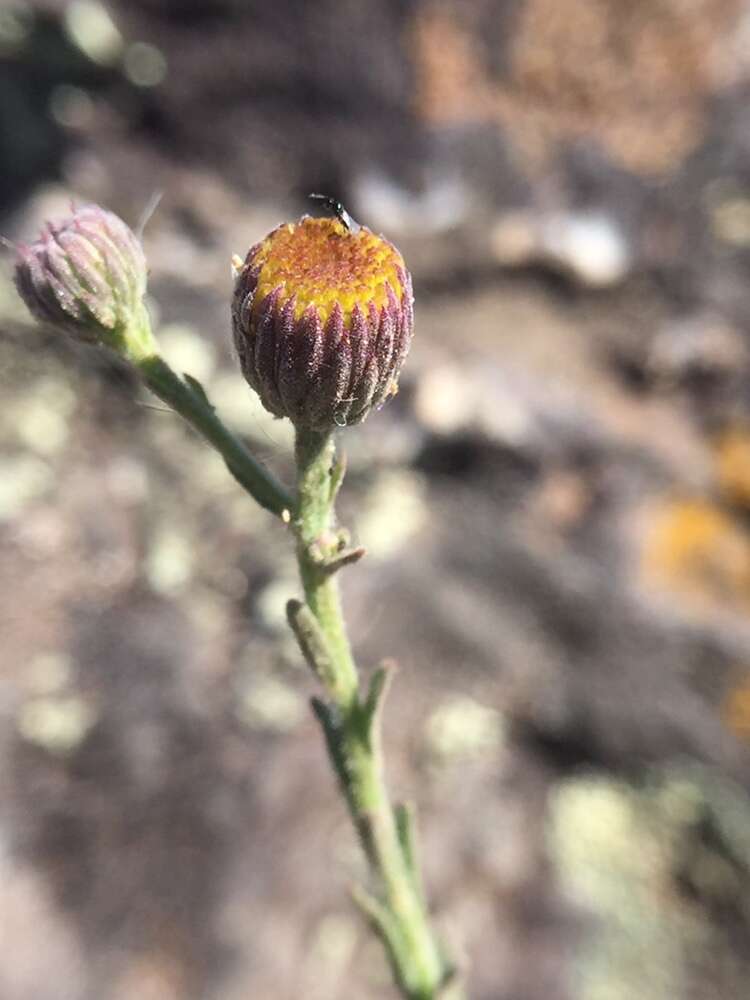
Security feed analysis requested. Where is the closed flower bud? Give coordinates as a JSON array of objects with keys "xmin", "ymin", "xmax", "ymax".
[
  {"xmin": 14, "ymin": 204, "xmax": 154, "ymax": 359},
  {"xmin": 231, "ymin": 214, "xmax": 413, "ymax": 430}
]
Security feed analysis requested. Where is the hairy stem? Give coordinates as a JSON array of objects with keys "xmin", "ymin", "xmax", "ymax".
[
  {"xmin": 136, "ymin": 354, "xmax": 293, "ymax": 517},
  {"xmin": 293, "ymin": 427, "xmax": 450, "ymax": 1000},
  {"xmin": 294, "ymin": 430, "xmax": 359, "ymax": 706}
]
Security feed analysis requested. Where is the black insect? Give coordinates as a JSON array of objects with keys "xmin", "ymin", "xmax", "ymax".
[{"xmin": 308, "ymin": 193, "xmax": 361, "ymax": 234}]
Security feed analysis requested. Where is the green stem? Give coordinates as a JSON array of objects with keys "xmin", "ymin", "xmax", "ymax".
[
  {"xmin": 293, "ymin": 427, "xmax": 449, "ymax": 1000},
  {"xmin": 295, "ymin": 429, "xmax": 359, "ymax": 707},
  {"xmin": 136, "ymin": 354, "xmax": 293, "ymax": 518}
]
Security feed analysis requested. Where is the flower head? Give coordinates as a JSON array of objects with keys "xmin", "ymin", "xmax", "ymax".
[
  {"xmin": 14, "ymin": 204, "xmax": 153, "ymax": 359},
  {"xmin": 231, "ymin": 214, "xmax": 413, "ymax": 430}
]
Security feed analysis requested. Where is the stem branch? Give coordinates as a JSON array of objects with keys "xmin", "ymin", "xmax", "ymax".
[{"xmin": 136, "ymin": 354, "xmax": 293, "ymax": 517}]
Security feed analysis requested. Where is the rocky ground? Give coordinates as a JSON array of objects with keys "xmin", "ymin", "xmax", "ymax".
[{"xmin": 3, "ymin": 2, "xmax": 750, "ymax": 999}]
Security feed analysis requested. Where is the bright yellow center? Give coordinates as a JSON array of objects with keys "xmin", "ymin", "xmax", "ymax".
[{"xmin": 252, "ymin": 216, "xmax": 405, "ymax": 327}]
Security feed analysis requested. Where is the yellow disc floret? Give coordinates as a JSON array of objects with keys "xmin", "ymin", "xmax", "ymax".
[{"xmin": 252, "ymin": 216, "xmax": 405, "ymax": 327}]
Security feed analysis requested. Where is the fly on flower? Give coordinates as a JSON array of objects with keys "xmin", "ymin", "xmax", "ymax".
[{"xmin": 308, "ymin": 193, "xmax": 361, "ymax": 235}]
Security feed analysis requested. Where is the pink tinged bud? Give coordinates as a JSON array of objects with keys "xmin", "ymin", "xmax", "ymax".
[
  {"xmin": 14, "ymin": 204, "xmax": 151, "ymax": 357},
  {"xmin": 231, "ymin": 215, "xmax": 414, "ymax": 430}
]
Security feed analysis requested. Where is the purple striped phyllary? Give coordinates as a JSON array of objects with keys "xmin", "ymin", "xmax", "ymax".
[
  {"xmin": 14, "ymin": 204, "xmax": 151, "ymax": 358},
  {"xmin": 231, "ymin": 213, "xmax": 414, "ymax": 430}
]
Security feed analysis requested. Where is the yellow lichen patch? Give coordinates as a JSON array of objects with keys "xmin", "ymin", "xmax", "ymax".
[
  {"xmin": 722, "ymin": 674, "xmax": 750, "ymax": 741},
  {"xmin": 716, "ymin": 426, "xmax": 750, "ymax": 509},
  {"xmin": 251, "ymin": 217, "xmax": 405, "ymax": 327},
  {"xmin": 641, "ymin": 499, "xmax": 750, "ymax": 612}
]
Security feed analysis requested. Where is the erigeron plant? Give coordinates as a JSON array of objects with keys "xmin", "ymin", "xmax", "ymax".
[{"xmin": 14, "ymin": 201, "xmax": 461, "ymax": 1000}]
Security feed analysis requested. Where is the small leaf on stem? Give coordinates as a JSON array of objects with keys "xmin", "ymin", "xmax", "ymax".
[
  {"xmin": 394, "ymin": 801, "xmax": 425, "ymax": 900},
  {"xmin": 329, "ymin": 449, "xmax": 347, "ymax": 504},
  {"xmin": 310, "ymin": 696, "xmax": 354, "ymax": 815},
  {"xmin": 286, "ymin": 600, "xmax": 340, "ymax": 696},
  {"xmin": 361, "ymin": 658, "xmax": 397, "ymax": 742},
  {"xmin": 183, "ymin": 372, "xmax": 215, "ymax": 410},
  {"xmin": 321, "ymin": 546, "xmax": 367, "ymax": 575},
  {"xmin": 351, "ymin": 884, "xmax": 410, "ymax": 993}
]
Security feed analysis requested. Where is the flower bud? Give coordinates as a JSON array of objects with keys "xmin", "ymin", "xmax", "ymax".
[
  {"xmin": 231, "ymin": 214, "xmax": 414, "ymax": 430},
  {"xmin": 14, "ymin": 204, "xmax": 154, "ymax": 359}
]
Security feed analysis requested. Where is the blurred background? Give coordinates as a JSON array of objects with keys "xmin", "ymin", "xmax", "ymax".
[{"xmin": 2, "ymin": 1, "xmax": 750, "ymax": 997}]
